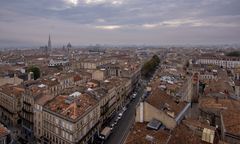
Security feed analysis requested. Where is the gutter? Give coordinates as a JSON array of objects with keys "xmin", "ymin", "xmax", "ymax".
[{"xmin": 175, "ymin": 102, "xmax": 191, "ymax": 124}]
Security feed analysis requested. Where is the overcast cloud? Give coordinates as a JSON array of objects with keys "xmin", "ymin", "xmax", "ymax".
[{"xmin": 0, "ymin": 0, "xmax": 240, "ymax": 47}]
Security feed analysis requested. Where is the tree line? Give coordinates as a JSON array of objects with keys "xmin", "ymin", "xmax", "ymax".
[{"xmin": 141, "ymin": 55, "xmax": 160, "ymax": 78}]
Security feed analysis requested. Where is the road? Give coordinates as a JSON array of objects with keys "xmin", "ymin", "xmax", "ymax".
[
  {"xmin": 104, "ymin": 84, "xmax": 145, "ymax": 144},
  {"xmin": 104, "ymin": 55, "xmax": 164, "ymax": 144}
]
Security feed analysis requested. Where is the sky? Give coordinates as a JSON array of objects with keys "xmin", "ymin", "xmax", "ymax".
[{"xmin": 0, "ymin": 0, "xmax": 240, "ymax": 47}]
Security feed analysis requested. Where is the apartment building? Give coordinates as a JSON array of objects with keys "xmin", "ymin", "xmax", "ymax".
[
  {"xmin": 42, "ymin": 92, "xmax": 100, "ymax": 144},
  {"xmin": 125, "ymin": 122, "xmax": 170, "ymax": 144},
  {"xmin": 48, "ymin": 59, "xmax": 69, "ymax": 67},
  {"xmin": 21, "ymin": 89, "xmax": 35, "ymax": 141},
  {"xmin": 57, "ymin": 73, "xmax": 75, "ymax": 89},
  {"xmin": 34, "ymin": 93, "xmax": 54, "ymax": 143},
  {"xmin": 92, "ymin": 69, "xmax": 108, "ymax": 81},
  {"xmin": 0, "ymin": 84, "xmax": 24, "ymax": 127},
  {"xmin": 203, "ymin": 70, "xmax": 235, "ymax": 99},
  {"xmin": 0, "ymin": 123, "xmax": 12, "ymax": 144},
  {"xmin": 234, "ymin": 80, "xmax": 240, "ymax": 99},
  {"xmin": 199, "ymin": 97, "xmax": 240, "ymax": 128},
  {"xmin": 135, "ymin": 90, "xmax": 190, "ymax": 130},
  {"xmin": 38, "ymin": 79, "xmax": 61, "ymax": 96},
  {"xmin": 196, "ymin": 55, "xmax": 240, "ymax": 68},
  {"xmin": 220, "ymin": 109, "xmax": 240, "ymax": 144},
  {"xmin": 77, "ymin": 59, "xmax": 111, "ymax": 70},
  {"xmin": 0, "ymin": 74, "xmax": 23, "ymax": 86},
  {"xmin": 21, "ymin": 83, "xmax": 54, "ymax": 142},
  {"xmin": 88, "ymin": 77, "xmax": 132, "ymax": 127}
]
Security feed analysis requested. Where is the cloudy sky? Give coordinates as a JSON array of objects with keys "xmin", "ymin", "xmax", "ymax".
[{"xmin": 0, "ymin": 0, "xmax": 240, "ymax": 47}]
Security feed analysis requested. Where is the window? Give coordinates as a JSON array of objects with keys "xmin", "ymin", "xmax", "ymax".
[
  {"xmin": 55, "ymin": 118, "xmax": 59, "ymax": 125},
  {"xmin": 66, "ymin": 132, "xmax": 69, "ymax": 139},
  {"xmin": 62, "ymin": 131, "xmax": 65, "ymax": 138},
  {"xmin": 69, "ymin": 124, "xmax": 73, "ymax": 131},
  {"xmin": 69, "ymin": 135, "xmax": 73, "ymax": 141},
  {"xmin": 66, "ymin": 123, "xmax": 69, "ymax": 130},
  {"xmin": 55, "ymin": 127, "xmax": 59, "ymax": 134}
]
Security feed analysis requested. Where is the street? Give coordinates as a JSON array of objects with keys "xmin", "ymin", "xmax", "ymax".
[{"xmin": 104, "ymin": 84, "xmax": 145, "ymax": 144}]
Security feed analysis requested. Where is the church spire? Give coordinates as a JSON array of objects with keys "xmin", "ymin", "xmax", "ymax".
[{"xmin": 48, "ymin": 34, "xmax": 52, "ymax": 51}]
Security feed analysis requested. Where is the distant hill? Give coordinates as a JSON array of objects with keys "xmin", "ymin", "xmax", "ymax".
[{"xmin": 225, "ymin": 51, "xmax": 240, "ymax": 57}]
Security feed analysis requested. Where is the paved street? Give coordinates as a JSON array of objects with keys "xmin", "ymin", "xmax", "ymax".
[{"xmin": 104, "ymin": 84, "xmax": 145, "ymax": 144}]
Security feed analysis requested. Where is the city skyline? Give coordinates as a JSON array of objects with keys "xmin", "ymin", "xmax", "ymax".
[{"xmin": 0, "ymin": 0, "xmax": 240, "ymax": 47}]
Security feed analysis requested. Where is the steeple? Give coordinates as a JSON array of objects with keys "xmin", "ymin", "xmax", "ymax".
[{"xmin": 48, "ymin": 34, "xmax": 52, "ymax": 50}]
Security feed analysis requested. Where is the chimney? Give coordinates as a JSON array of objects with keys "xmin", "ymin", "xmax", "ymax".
[
  {"xmin": 13, "ymin": 73, "xmax": 17, "ymax": 83},
  {"xmin": 28, "ymin": 72, "xmax": 33, "ymax": 80}
]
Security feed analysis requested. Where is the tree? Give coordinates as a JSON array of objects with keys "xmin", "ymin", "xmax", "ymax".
[
  {"xmin": 152, "ymin": 55, "xmax": 160, "ymax": 64},
  {"xmin": 225, "ymin": 51, "xmax": 240, "ymax": 57},
  {"xmin": 141, "ymin": 55, "xmax": 160, "ymax": 78},
  {"xmin": 28, "ymin": 66, "xmax": 40, "ymax": 80}
]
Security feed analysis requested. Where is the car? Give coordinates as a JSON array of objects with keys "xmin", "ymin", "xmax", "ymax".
[
  {"xmin": 118, "ymin": 112, "xmax": 123, "ymax": 117},
  {"xmin": 117, "ymin": 116, "xmax": 121, "ymax": 120},
  {"xmin": 110, "ymin": 125, "xmax": 114, "ymax": 130},
  {"xmin": 117, "ymin": 112, "xmax": 123, "ymax": 119},
  {"xmin": 111, "ymin": 123, "xmax": 115, "ymax": 127},
  {"xmin": 114, "ymin": 119, "xmax": 118, "ymax": 125},
  {"xmin": 132, "ymin": 93, "xmax": 137, "ymax": 99},
  {"xmin": 122, "ymin": 106, "xmax": 127, "ymax": 112}
]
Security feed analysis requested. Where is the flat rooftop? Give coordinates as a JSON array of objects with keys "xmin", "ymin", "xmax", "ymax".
[{"xmin": 44, "ymin": 92, "xmax": 97, "ymax": 120}]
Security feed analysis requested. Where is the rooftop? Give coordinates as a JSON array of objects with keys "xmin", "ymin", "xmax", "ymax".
[
  {"xmin": 0, "ymin": 123, "xmax": 10, "ymax": 138},
  {"xmin": 125, "ymin": 122, "xmax": 170, "ymax": 144},
  {"xmin": 199, "ymin": 97, "xmax": 240, "ymax": 111},
  {"xmin": 204, "ymin": 70, "xmax": 234, "ymax": 97},
  {"xmin": 169, "ymin": 123, "xmax": 209, "ymax": 144},
  {"xmin": 221, "ymin": 109, "xmax": 240, "ymax": 136},
  {"xmin": 0, "ymin": 84, "xmax": 25, "ymax": 97},
  {"xmin": 183, "ymin": 118, "xmax": 216, "ymax": 131},
  {"xmin": 44, "ymin": 92, "xmax": 97, "ymax": 120},
  {"xmin": 39, "ymin": 78, "xmax": 60, "ymax": 87},
  {"xmin": 146, "ymin": 89, "xmax": 187, "ymax": 119},
  {"xmin": 35, "ymin": 94, "xmax": 55, "ymax": 106},
  {"xmin": 148, "ymin": 67, "xmax": 190, "ymax": 98},
  {"xmin": 100, "ymin": 77, "xmax": 128, "ymax": 90}
]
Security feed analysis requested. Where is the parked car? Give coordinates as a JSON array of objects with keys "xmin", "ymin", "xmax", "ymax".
[
  {"xmin": 114, "ymin": 120, "xmax": 118, "ymax": 125},
  {"xmin": 117, "ymin": 112, "xmax": 123, "ymax": 120},
  {"xmin": 119, "ymin": 113, "xmax": 123, "ymax": 117},
  {"xmin": 122, "ymin": 106, "xmax": 127, "ymax": 112},
  {"xmin": 110, "ymin": 124, "xmax": 114, "ymax": 130},
  {"xmin": 132, "ymin": 93, "xmax": 137, "ymax": 99}
]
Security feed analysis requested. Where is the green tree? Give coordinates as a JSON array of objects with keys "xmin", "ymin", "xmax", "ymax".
[
  {"xmin": 141, "ymin": 55, "xmax": 160, "ymax": 78},
  {"xmin": 225, "ymin": 51, "xmax": 240, "ymax": 57},
  {"xmin": 28, "ymin": 66, "xmax": 40, "ymax": 80}
]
